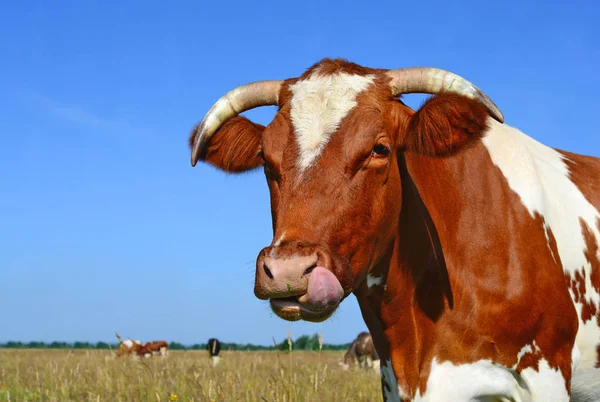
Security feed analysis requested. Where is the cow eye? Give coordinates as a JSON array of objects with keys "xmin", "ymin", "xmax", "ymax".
[{"xmin": 372, "ymin": 144, "xmax": 391, "ymax": 157}]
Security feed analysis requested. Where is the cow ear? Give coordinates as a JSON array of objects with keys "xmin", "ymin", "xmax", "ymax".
[
  {"xmin": 190, "ymin": 116, "xmax": 265, "ymax": 173},
  {"xmin": 402, "ymin": 94, "xmax": 490, "ymax": 156}
]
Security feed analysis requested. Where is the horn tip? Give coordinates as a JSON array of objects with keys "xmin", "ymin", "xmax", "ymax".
[
  {"xmin": 494, "ymin": 111, "xmax": 505, "ymax": 124},
  {"xmin": 190, "ymin": 128, "xmax": 203, "ymax": 167},
  {"xmin": 190, "ymin": 137, "xmax": 204, "ymax": 166}
]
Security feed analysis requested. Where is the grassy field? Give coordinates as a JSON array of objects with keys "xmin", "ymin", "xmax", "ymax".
[{"xmin": 0, "ymin": 349, "xmax": 381, "ymax": 401}]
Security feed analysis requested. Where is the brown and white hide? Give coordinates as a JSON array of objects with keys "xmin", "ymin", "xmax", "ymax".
[
  {"xmin": 137, "ymin": 340, "xmax": 169, "ymax": 358},
  {"xmin": 115, "ymin": 332, "xmax": 142, "ymax": 358}
]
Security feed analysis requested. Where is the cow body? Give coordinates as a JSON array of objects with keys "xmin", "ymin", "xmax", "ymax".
[
  {"xmin": 189, "ymin": 59, "xmax": 600, "ymax": 401},
  {"xmin": 207, "ymin": 338, "xmax": 221, "ymax": 367},
  {"xmin": 363, "ymin": 118, "xmax": 600, "ymax": 401},
  {"xmin": 115, "ymin": 332, "xmax": 167, "ymax": 359},
  {"xmin": 342, "ymin": 332, "xmax": 380, "ymax": 372},
  {"xmin": 115, "ymin": 338, "xmax": 142, "ymax": 357},
  {"xmin": 137, "ymin": 340, "xmax": 169, "ymax": 358},
  {"xmin": 397, "ymin": 128, "xmax": 595, "ymax": 401}
]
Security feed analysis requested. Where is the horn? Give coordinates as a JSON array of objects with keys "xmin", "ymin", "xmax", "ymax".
[
  {"xmin": 386, "ymin": 68, "xmax": 504, "ymax": 123},
  {"xmin": 190, "ymin": 80, "xmax": 283, "ymax": 166}
]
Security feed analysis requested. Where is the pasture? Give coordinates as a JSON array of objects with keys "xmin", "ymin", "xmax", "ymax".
[{"xmin": 0, "ymin": 349, "xmax": 380, "ymax": 401}]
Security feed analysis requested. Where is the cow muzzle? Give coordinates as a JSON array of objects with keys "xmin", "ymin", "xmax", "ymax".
[{"xmin": 254, "ymin": 246, "xmax": 345, "ymax": 322}]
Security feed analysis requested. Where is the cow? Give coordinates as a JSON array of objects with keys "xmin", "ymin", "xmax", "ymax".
[
  {"xmin": 137, "ymin": 340, "xmax": 169, "ymax": 358},
  {"xmin": 207, "ymin": 338, "xmax": 221, "ymax": 367},
  {"xmin": 188, "ymin": 58, "xmax": 600, "ymax": 401},
  {"xmin": 114, "ymin": 331, "xmax": 142, "ymax": 357},
  {"xmin": 341, "ymin": 332, "xmax": 380, "ymax": 372}
]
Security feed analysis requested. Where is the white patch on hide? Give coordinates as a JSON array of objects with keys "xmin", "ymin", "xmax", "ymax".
[
  {"xmin": 413, "ymin": 357, "xmax": 568, "ymax": 402},
  {"xmin": 482, "ymin": 117, "xmax": 600, "ymax": 367},
  {"xmin": 367, "ymin": 274, "xmax": 383, "ymax": 289},
  {"xmin": 513, "ymin": 343, "xmax": 534, "ymax": 369}
]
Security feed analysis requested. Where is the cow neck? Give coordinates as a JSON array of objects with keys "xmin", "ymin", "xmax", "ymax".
[
  {"xmin": 359, "ymin": 146, "xmax": 503, "ymax": 397},
  {"xmin": 366, "ymin": 140, "xmax": 580, "ymax": 399},
  {"xmin": 353, "ymin": 151, "xmax": 453, "ymax": 398}
]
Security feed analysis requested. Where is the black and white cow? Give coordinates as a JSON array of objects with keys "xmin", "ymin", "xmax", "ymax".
[{"xmin": 207, "ymin": 338, "xmax": 221, "ymax": 367}]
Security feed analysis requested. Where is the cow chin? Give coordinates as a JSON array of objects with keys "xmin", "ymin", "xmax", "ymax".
[{"xmin": 269, "ymin": 297, "xmax": 339, "ymax": 322}]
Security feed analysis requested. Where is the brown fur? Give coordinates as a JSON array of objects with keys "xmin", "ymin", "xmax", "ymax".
[
  {"xmin": 298, "ymin": 58, "xmax": 382, "ymax": 81},
  {"xmin": 343, "ymin": 332, "xmax": 379, "ymax": 367},
  {"xmin": 116, "ymin": 343, "xmax": 142, "ymax": 357},
  {"xmin": 137, "ymin": 340, "xmax": 168, "ymax": 357},
  {"xmin": 563, "ymin": 151, "xmax": 600, "ymax": 210},
  {"xmin": 576, "ymin": 219, "xmax": 600, "ymax": 326},
  {"xmin": 191, "ymin": 58, "xmax": 600, "ymax": 399},
  {"xmin": 114, "ymin": 332, "xmax": 167, "ymax": 358},
  {"xmin": 114, "ymin": 332, "xmax": 143, "ymax": 357},
  {"xmin": 583, "ymin": 218, "xmax": 600, "ymax": 295},
  {"xmin": 404, "ymin": 94, "xmax": 490, "ymax": 156}
]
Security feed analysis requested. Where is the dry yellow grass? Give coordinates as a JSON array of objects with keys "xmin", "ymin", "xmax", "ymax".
[{"xmin": 0, "ymin": 349, "xmax": 381, "ymax": 401}]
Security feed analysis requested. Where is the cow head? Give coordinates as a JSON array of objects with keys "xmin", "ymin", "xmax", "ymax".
[{"xmin": 189, "ymin": 59, "xmax": 502, "ymax": 323}]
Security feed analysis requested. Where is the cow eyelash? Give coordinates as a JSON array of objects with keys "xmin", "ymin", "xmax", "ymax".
[{"xmin": 372, "ymin": 144, "xmax": 391, "ymax": 157}]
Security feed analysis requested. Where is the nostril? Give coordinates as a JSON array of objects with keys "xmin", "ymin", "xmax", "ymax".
[
  {"xmin": 263, "ymin": 263, "xmax": 274, "ymax": 280},
  {"xmin": 303, "ymin": 263, "xmax": 317, "ymax": 277}
]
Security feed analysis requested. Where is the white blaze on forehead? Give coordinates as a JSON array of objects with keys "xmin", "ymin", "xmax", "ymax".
[
  {"xmin": 289, "ymin": 72, "xmax": 375, "ymax": 170},
  {"xmin": 482, "ymin": 117, "xmax": 600, "ymax": 366}
]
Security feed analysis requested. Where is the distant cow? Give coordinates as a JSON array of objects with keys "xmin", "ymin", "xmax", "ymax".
[
  {"xmin": 207, "ymin": 338, "xmax": 221, "ymax": 367},
  {"xmin": 137, "ymin": 340, "xmax": 169, "ymax": 358},
  {"xmin": 341, "ymin": 332, "xmax": 380, "ymax": 372},
  {"xmin": 115, "ymin": 331, "xmax": 142, "ymax": 357}
]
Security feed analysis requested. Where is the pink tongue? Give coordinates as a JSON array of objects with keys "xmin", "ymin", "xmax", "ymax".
[{"xmin": 301, "ymin": 267, "xmax": 344, "ymax": 311}]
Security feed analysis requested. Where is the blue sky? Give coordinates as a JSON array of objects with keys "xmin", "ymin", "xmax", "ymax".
[{"xmin": 1, "ymin": 1, "xmax": 598, "ymax": 345}]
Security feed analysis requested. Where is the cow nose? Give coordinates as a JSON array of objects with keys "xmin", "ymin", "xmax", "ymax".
[
  {"xmin": 263, "ymin": 255, "xmax": 318, "ymax": 281},
  {"xmin": 254, "ymin": 250, "xmax": 318, "ymax": 300}
]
